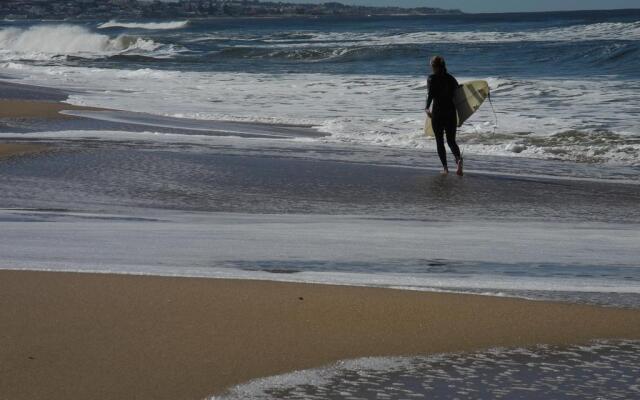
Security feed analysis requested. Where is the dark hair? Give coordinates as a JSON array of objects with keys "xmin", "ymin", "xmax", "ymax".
[{"xmin": 430, "ymin": 55, "xmax": 446, "ymax": 71}]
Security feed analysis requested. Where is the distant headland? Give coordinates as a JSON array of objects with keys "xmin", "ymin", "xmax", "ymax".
[{"xmin": 0, "ymin": 0, "xmax": 463, "ymax": 20}]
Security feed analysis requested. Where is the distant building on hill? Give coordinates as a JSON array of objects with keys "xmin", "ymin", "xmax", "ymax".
[{"xmin": 0, "ymin": 0, "xmax": 463, "ymax": 20}]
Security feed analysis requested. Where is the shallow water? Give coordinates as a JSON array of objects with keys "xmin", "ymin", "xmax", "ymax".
[
  {"xmin": 218, "ymin": 341, "xmax": 640, "ymax": 400},
  {"xmin": 0, "ymin": 142, "xmax": 638, "ymax": 220}
]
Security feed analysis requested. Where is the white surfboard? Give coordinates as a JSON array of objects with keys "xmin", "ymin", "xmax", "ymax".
[{"xmin": 425, "ymin": 80, "xmax": 490, "ymax": 137}]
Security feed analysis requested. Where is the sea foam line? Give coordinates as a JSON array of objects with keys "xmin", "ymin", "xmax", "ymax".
[{"xmin": 98, "ymin": 20, "xmax": 190, "ymax": 30}]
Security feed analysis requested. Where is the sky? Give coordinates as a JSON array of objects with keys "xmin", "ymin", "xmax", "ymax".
[{"xmin": 252, "ymin": 1, "xmax": 640, "ymax": 13}]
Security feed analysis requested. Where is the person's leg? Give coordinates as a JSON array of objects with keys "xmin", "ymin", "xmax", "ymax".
[
  {"xmin": 445, "ymin": 122, "xmax": 461, "ymax": 161},
  {"xmin": 432, "ymin": 119, "xmax": 448, "ymax": 173},
  {"xmin": 445, "ymin": 121, "xmax": 463, "ymax": 176}
]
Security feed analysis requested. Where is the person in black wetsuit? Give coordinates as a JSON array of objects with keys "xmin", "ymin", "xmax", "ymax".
[{"xmin": 425, "ymin": 55, "xmax": 463, "ymax": 176}]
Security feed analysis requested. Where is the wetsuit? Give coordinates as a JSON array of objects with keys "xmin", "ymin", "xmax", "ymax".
[{"xmin": 426, "ymin": 70, "xmax": 462, "ymax": 169}]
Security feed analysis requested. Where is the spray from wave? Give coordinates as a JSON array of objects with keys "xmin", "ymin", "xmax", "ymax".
[
  {"xmin": 0, "ymin": 25, "xmax": 171, "ymax": 60},
  {"xmin": 98, "ymin": 20, "xmax": 190, "ymax": 30}
]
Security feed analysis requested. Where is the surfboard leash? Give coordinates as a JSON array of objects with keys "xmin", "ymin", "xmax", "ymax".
[{"xmin": 488, "ymin": 89, "xmax": 498, "ymax": 135}]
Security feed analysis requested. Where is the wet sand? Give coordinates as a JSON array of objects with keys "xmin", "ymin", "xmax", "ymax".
[
  {"xmin": 1, "ymin": 270, "xmax": 640, "ymax": 400},
  {"xmin": 0, "ymin": 99, "xmax": 99, "ymax": 120},
  {"xmin": 0, "ymin": 80, "xmax": 323, "ymax": 138},
  {"xmin": 0, "ymin": 142, "xmax": 49, "ymax": 158},
  {"xmin": 0, "ymin": 79, "xmax": 70, "ymax": 102}
]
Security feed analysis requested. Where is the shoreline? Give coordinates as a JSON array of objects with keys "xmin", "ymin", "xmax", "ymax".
[
  {"xmin": 2, "ymin": 270, "xmax": 640, "ymax": 400},
  {"xmin": 0, "ymin": 99, "xmax": 100, "ymax": 120},
  {"xmin": 0, "ymin": 96, "xmax": 101, "ymax": 158},
  {"xmin": 0, "ymin": 80, "xmax": 324, "ymax": 139}
]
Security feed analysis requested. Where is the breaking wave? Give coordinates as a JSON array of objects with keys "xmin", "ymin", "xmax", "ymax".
[
  {"xmin": 98, "ymin": 20, "xmax": 190, "ymax": 30},
  {"xmin": 0, "ymin": 25, "xmax": 175, "ymax": 60}
]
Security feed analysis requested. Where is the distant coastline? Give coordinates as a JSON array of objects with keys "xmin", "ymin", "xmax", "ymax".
[
  {"xmin": 469, "ymin": 7, "xmax": 639, "ymax": 15},
  {"xmin": 0, "ymin": 0, "xmax": 463, "ymax": 21}
]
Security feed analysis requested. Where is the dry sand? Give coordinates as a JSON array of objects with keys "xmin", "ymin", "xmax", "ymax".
[{"xmin": 1, "ymin": 270, "xmax": 639, "ymax": 400}]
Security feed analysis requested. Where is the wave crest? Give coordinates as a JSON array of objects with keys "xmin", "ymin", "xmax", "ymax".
[
  {"xmin": 0, "ymin": 25, "xmax": 171, "ymax": 60},
  {"xmin": 98, "ymin": 20, "xmax": 190, "ymax": 30}
]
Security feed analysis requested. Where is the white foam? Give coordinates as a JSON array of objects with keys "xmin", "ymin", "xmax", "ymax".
[
  {"xmin": 0, "ymin": 25, "xmax": 169, "ymax": 60},
  {"xmin": 213, "ymin": 21, "xmax": 640, "ymax": 47},
  {"xmin": 0, "ymin": 210, "xmax": 638, "ymax": 296},
  {"xmin": 1, "ymin": 61, "xmax": 638, "ymax": 165},
  {"xmin": 214, "ymin": 340, "xmax": 640, "ymax": 400},
  {"xmin": 98, "ymin": 20, "xmax": 189, "ymax": 30}
]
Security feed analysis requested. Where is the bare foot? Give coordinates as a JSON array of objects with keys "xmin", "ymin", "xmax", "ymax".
[
  {"xmin": 441, "ymin": 168, "xmax": 449, "ymax": 175},
  {"xmin": 456, "ymin": 159, "xmax": 464, "ymax": 176}
]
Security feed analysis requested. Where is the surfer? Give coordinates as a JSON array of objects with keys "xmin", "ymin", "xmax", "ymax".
[{"xmin": 425, "ymin": 56, "xmax": 463, "ymax": 176}]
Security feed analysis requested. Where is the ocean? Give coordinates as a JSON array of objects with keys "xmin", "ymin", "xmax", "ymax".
[
  {"xmin": 1, "ymin": 9, "xmax": 639, "ymax": 399},
  {"xmin": 0, "ymin": 9, "xmax": 639, "ymax": 166}
]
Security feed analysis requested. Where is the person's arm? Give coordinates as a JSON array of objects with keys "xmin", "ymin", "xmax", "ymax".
[
  {"xmin": 452, "ymin": 74, "xmax": 460, "ymax": 89},
  {"xmin": 425, "ymin": 75, "xmax": 433, "ymax": 111}
]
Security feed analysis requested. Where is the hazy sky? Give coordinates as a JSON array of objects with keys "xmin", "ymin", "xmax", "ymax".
[{"xmin": 256, "ymin": 1, "xmax": 639, "ymax": 13}]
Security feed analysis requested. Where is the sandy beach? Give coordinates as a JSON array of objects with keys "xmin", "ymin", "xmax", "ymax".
[
  {"xmin": 1, "ymin": 270, "xmax": 639, "ymax": 400},
  {"xmin": 0, "ymin": 14, "xmax": 639, "ymax": 397}
]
